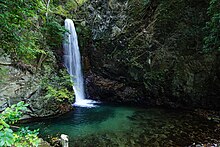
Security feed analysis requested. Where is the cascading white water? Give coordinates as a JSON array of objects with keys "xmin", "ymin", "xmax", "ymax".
[{"xmin": 63, "ymin": 19, "xmax": 96, "ymax": 107}]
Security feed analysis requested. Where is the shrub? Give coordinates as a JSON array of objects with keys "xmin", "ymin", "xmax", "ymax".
[{"xmin": 0, "ymin": 101, "xmax": 40, "ymax": 147}]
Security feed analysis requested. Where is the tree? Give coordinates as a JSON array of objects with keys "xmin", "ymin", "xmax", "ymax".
[{"xmin": 0, "ymin": 0, "xmax": 66, "ymax": 65}]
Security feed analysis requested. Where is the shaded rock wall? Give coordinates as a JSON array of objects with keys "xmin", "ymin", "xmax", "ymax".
[{"xmin": 75, "ymin": 0, "xmax": 220, "ymax": 109}]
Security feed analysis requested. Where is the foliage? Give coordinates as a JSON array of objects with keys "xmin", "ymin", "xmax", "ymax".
[
  {"xmin": 0, "ymin": 0, "xmax": 66, "ymax": 66},
  {"xmin": 46, "ymin": 85, "xmax": 73, "ymax": 102},
  {"xmin": 0, "ymin": 101, "xmax": 40, "ymax": 147},
  {"xmin": 203, "ymin": 0, "xmax": 220, "ymax": 52},
  {"xmin": 42, "ymin": 69, "xmax": 74, "ymax": 102},
  {"xmin": 50, "ymin": 0, "xmax": 88, "ymax": 18},
  {"xmin": 13, "ymin": 127, "xmax": 40, "ymax": 147},
  {"xmin": 0, "ymin": 0, "xmax": 46, "ymax": 63},
  {"xmin": 156, "ymin": 0, "xmax": 209, "ymax": 53},
  {"xmin": 0, "ymin": 102, "xmax": 28, "ymax": 124},
  {"xmin": 42, "ymin": 16, "xmax": 67, "ymax": 48}
]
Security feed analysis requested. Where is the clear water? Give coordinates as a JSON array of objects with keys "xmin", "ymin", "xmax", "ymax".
[{"xmin": 24, "ymin": 104, "xmax": 219, "ymax": 146}]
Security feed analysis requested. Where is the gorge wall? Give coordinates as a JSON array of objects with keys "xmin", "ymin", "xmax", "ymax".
[
  {"xmin": 1, "ymin": 0, "xmax": 219, "ymax": 113},
  {"xmin": 75, "ymin": 0, "xmax": 220, "ymax": 109}
]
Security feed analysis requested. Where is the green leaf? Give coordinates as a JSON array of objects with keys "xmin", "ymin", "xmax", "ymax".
[{"xmin": 0, "ymin": 120, "xmax": 10, "ymax": 128}]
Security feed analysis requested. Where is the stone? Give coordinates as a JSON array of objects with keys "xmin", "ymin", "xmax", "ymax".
[
  {"xmin": 111, "ymin": 26, "xmax": 122, "ymax": 37},
  {"xmin": 0, "ymin": 56, "xmax": 73, "ymax": 118},
  {"xmin": 0, "ymin": 98, "xmax": 8, "ymax": 112},
  {"xmin": 39, "ymin": 138, "xmax": 51, "ymax": 147},
  {"xmin": 61, "ymin": 134, "xmax": 69, "ymax": 147},
  {"xmin": 86, "ymin": 73, "xmax": 143, "ymax": 103}
]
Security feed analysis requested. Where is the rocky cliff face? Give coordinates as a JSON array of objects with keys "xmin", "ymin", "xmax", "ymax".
[
  {"xmin": 75, "ymin": 0, "xmax": 220, "ymax": 109},
  {"xmin": 0, "ymin": 55, "xmax": 73, "ymax": 118}
]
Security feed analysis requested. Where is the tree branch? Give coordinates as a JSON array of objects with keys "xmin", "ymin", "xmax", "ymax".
[{"xmin": 0, "ymin": 62, "xmax": 12, "ymax": 66}]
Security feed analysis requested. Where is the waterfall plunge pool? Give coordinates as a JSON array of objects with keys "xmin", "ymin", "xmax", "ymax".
[{"xmin": 22, "ymin": 104, "xmax": 219, "ymax": 146}]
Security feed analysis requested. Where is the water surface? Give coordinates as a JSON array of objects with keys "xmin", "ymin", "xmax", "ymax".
[{"xmin": 24, "ymin": 104, "xmax": 219, "ymax": 146}]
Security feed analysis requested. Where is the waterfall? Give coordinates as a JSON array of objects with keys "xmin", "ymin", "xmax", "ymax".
[{"xmin": 63, "ymin": 19, "xmax": 96, "ymax": 107}]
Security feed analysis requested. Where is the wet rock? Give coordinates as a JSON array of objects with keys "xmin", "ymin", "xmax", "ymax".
[{"xmin": 86, "ymin": 73, "xmax": 144, "ymax": 103}]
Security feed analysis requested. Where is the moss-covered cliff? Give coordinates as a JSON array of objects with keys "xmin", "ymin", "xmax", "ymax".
[{"xmin": 75, "ymin": 0, "xmax": 220, "ymax": 109}]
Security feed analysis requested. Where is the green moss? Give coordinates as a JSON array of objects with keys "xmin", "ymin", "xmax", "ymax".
[{"xmin": 0, "ymin": 67, "xmax": 9, "ymax": 84}]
